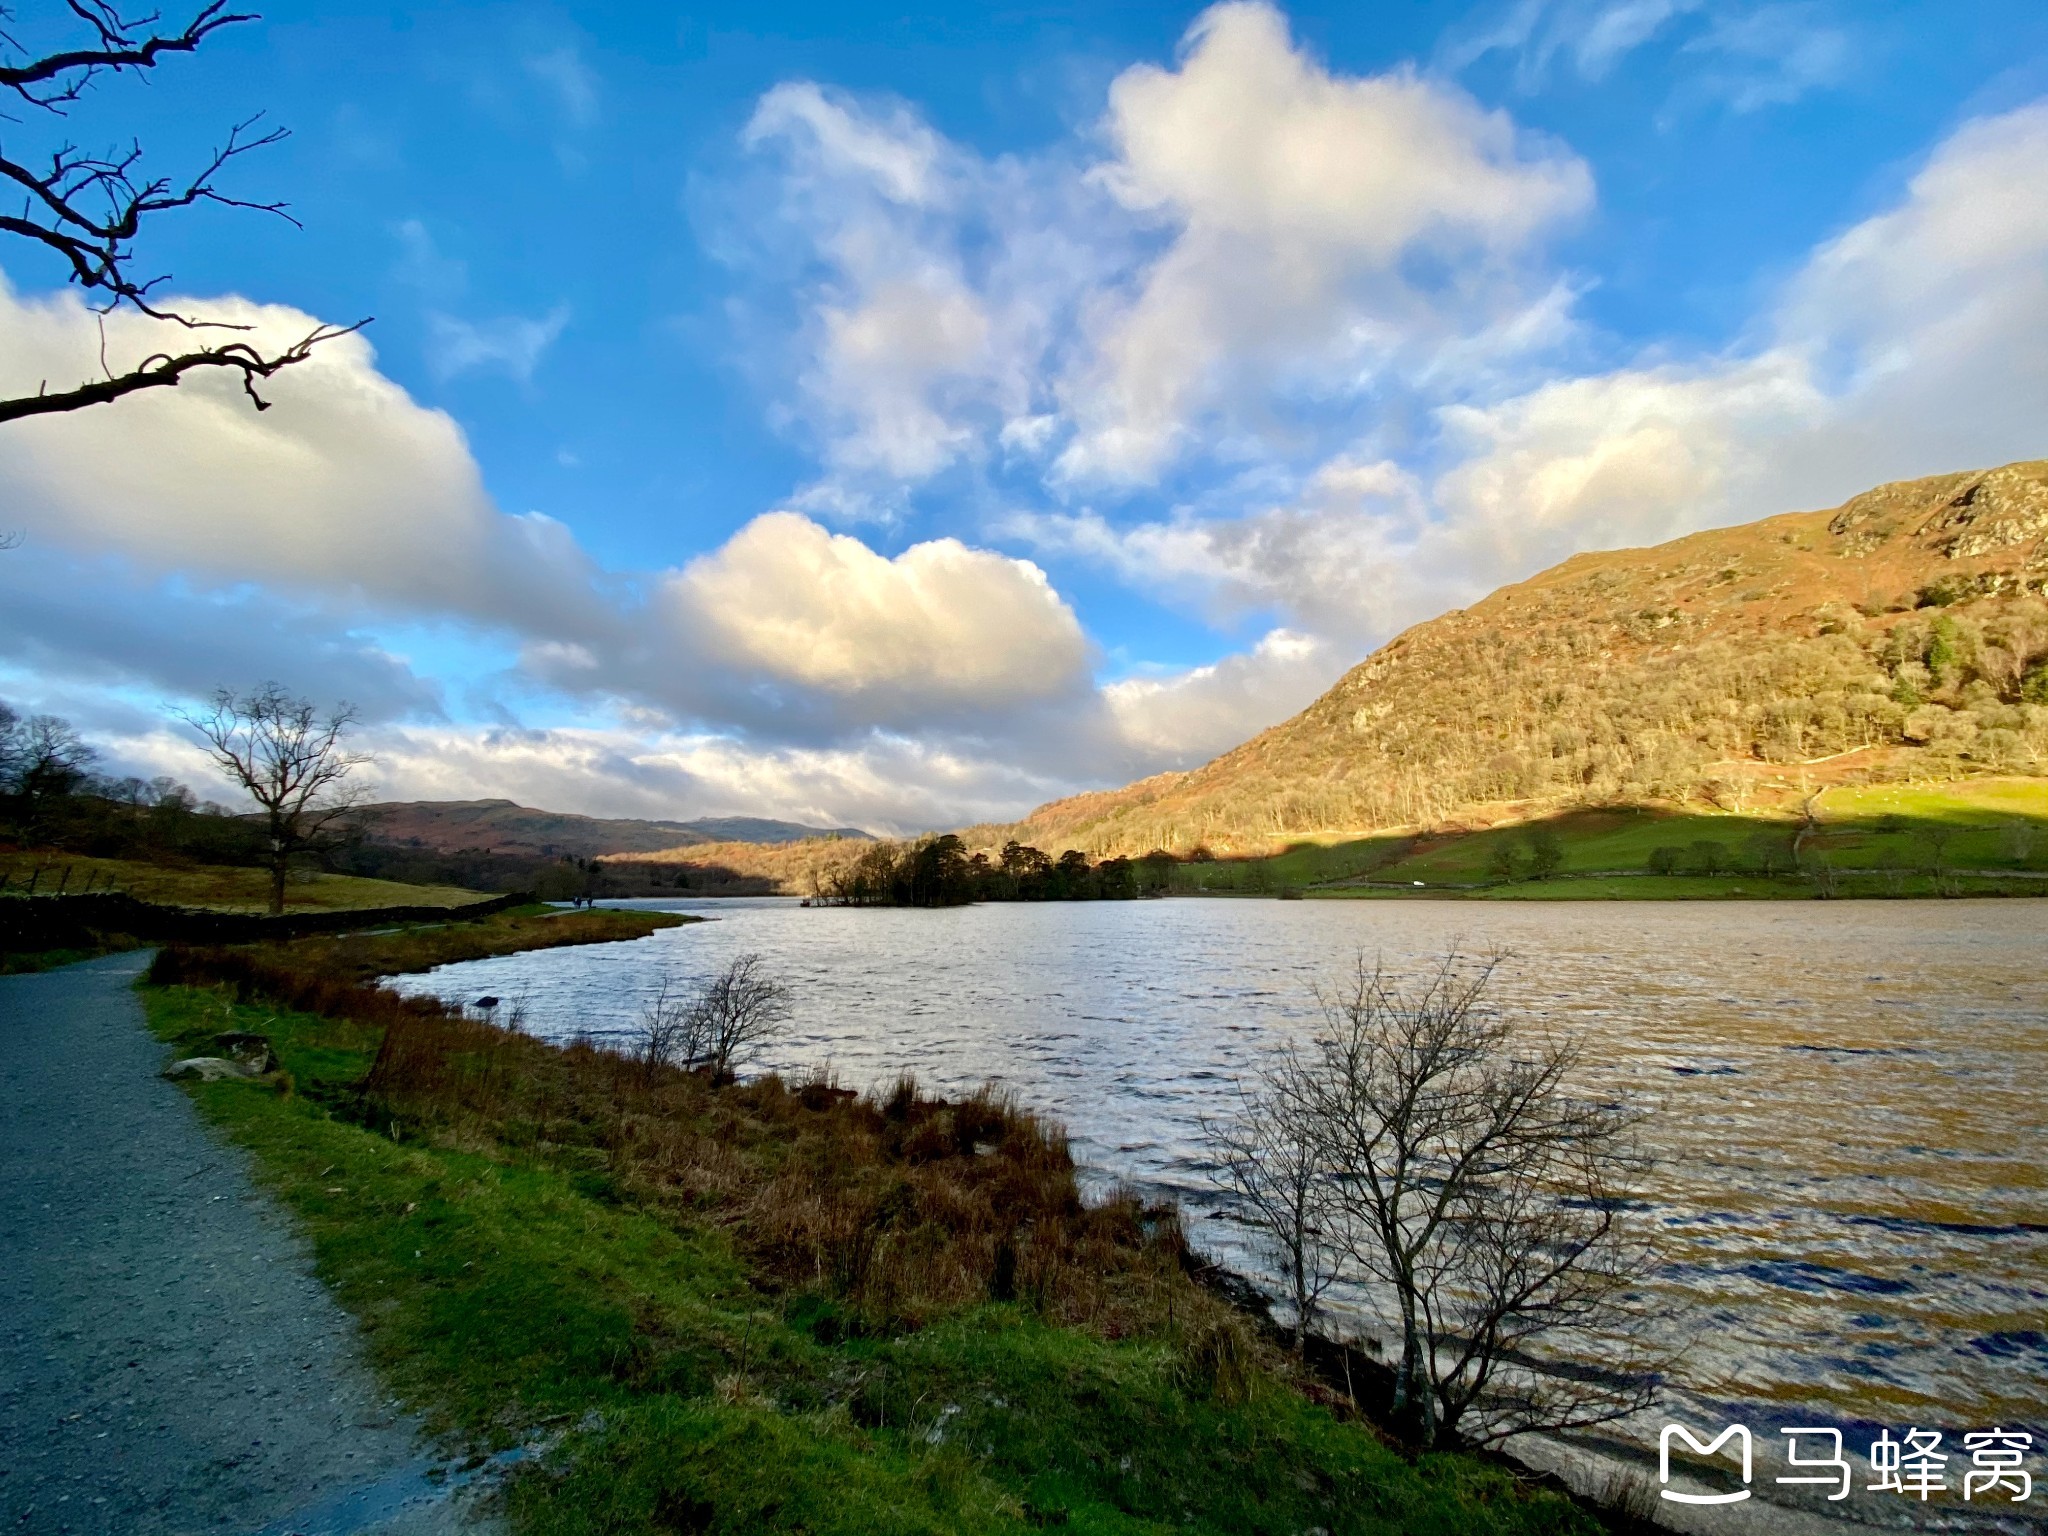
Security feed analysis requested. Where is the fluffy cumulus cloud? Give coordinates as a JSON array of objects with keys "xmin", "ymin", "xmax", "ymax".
[
  {"xmin": 735, "ymin": 82, "xmax": 1070, "ymax": 485},
  {"xmin": 733, "ymin": 3, "xmax": 1588, "ymax": 494},
  {"xmin": 641, "ymin": 512, "xmax": 1093, "ymax": 728},
  {"xmin": 1059, "ymin": 1, "xmax": 1590, "ymax": 481},
  {"xmin": 0, "ymin": 279, "xmax": 606, "ymax": 639},
  {"xmin": 1104, "ymin": 629, "xmax": 1345, "ymax": 766}
]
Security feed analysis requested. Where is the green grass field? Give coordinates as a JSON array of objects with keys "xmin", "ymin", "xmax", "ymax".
[
  {"xmin": 1175, "ymin": 777, "xmax": 2048, "ymax": 899},
  {"xmin": 141, "ymin": 981, "xmax": 1603, "ymax": 1536},
  {"xmin": 0, "ymin": 852, "xmax": 490, "ymax": 912}
]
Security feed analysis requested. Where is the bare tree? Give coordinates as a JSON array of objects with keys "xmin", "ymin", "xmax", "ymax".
[
  {"xmin": 0, "ymin": 699, "xmax": 20, "ymax": 785},
  {"xmin": 693, "ymin": 953, "xmax": 793, "ymax": 1081},
  {"xmin": 1214, "ymin": 951, "xmax": 1660, "ymax": 1449},
  {"xmin": 632, "ymin": 974, "xmax": 711, "ymax": 1081},
  {"xmin": 0, "ymin": 3, "xmax": 367, "ymax": 424},
  {"xmin": 627, "ymin": 956, "xmax": 793, "ymax": 1082},
  {"xmin": 1203, "ymin": 1044, "xmax": 1347, "ymax": 1352},
  {"xmin": 178, "ymin": 683, "xmax": 369, "ymax": 913},
  {"xmin": 0, "ymin": 706, "xmax": 99, "ymax": 841}
]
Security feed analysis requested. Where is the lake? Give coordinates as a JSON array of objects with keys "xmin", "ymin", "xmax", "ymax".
[{"xmin": 391, "ymin": 896, "xmax": 2047, "ymax": 1524}]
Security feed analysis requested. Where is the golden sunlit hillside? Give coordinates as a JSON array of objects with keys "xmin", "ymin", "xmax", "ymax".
[{"xmin": 1001, "ymin": 460, "xmax": 2048, "ymax": 856}]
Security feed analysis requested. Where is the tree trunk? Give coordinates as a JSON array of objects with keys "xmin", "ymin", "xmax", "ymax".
[
  {"xmin": 1392, "ymin": 1298, "xmax": 1436, "ymax": 1446},
  {"xmin": 268, "ymin": 830, "xmax": 288, "ymax": 915}
]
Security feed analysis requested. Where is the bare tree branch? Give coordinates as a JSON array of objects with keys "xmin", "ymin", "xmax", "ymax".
[
  {"xmin": 1, "ymin": 2, "xmax": 255, "ymax": 106},
  {"xmin": 0, "ymin": 5, "xmax": 369, "ymax": 423},
  {"xmin": 0, "ymin": 319, "xmax": 366, "ymax": 423}
]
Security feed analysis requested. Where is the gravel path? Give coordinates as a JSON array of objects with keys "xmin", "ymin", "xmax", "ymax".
[{"xmin": 0, "ymin": 953, "xmax": 495, "ymax": 1536}]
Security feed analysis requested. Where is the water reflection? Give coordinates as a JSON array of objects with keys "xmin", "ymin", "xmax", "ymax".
[{"xmin": 390, "ymin": 897, "xmax": 2047, "ymax": 1443}]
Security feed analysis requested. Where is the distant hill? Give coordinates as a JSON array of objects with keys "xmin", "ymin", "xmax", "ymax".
[
  {"xmin": 1003, "ymin": 459, "xmax": 2048, "ymax": 857},
  {"xmin": 354, "ymin": 799, "xmax": 871, "ymax": 860}
]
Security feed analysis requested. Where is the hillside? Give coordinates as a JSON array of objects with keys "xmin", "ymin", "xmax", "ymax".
[
  {"xmin": 1007, "ymin": 460, "xmax": 2048, "ymax": 857},
  {"xmin": 353, "ymin": 799, "xmax": 869, "ymax": 860}
]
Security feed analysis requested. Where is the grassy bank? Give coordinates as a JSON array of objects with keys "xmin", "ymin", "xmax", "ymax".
[
  {"xmin": 0, "ymin": 850, "xmax": 490, "ymax": 912},
  {"xmin": 1, "ymin": 890, "xmax": 675, "ymax": 977},
  {"xmin": 141, "ymin": 931, "xmax": 1602, "ymax": 1536},
  {"xmin": 231, "ymin": 903, "xmax": 695, "ymax": 982},
  {"xmin": 1171, "ymin": 777, "xmax": 2048, "ymax": 899}
]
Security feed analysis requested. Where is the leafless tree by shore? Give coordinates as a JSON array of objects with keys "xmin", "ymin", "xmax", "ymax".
[
  {"xmin": 1211, "ymin": 950, "xmax": 1660, "ymax": 1448},
  {"xmin": 632, "ymin": 954, "xmax": 793, "ymax": 1082},
  {"xmin": 178, "ymin": 683, "xmax": 369, "ymax": 913},
  {"xmin": 1203, "ymin": 1044, "xmax": 1346, "ymax": 1353}
]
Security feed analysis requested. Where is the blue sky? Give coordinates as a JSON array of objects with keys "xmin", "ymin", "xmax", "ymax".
[{"xmin": 3, "ymin": 0, "xmax": 2046, "ymax": 830}]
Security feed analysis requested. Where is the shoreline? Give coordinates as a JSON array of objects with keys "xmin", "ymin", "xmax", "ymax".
[{"xmin": 134, "ymin": 928, "xmax": 1620, "ymax": 1536}]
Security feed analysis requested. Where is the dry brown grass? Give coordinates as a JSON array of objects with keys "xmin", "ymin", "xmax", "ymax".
[{"xmin": 160, "ymin": 939, "xmax": 1217, "ymax": 1345}]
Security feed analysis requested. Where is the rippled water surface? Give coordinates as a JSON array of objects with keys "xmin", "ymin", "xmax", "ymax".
[{"xmin": 393, "ymin": 897, "xmax": 2047, "ymax": 1446}]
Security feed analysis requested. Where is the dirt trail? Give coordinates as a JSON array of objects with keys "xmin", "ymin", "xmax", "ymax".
[{"xmin": 0, "ymin": 953, "xmax": 493, "ymax": 1535}]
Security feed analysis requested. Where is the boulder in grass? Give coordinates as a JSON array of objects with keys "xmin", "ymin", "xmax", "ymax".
[
  {"xmin": 213, "ymin": 1032, "xmax": 279, "ymax": 1074},
  {"xmin": 162, "ymin": 1056, "xmax": 258, "ymax": 1082}
]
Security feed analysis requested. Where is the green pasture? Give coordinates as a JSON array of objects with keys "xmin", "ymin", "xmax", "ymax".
[{"xmin": 1194, "ymin": 777, "xmax": 2048, "ymax": 897}]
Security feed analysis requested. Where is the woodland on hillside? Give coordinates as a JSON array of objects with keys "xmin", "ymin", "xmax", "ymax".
[{"xmin": 1007, "ymin": 462, "xmax": 2048, "ymax": 857}]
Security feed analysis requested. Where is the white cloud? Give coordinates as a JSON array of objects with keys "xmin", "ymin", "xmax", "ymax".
[
  {"xmin": 1422, "ymin": 99, "xmax": 2048, "ymax": 589},
  {"xmin": 1430, "ymin": 354, "xmax": 1825, "ymax": 575},
  {"xmin": 1104, "ymin": 628, "xmax": 1344, "ymax": 766},
  {"xmin": 734, "ymin": 81, "xmax": 1097, "ymax": 487},
  {"xmin": 1005, "ymin": 456, "xmax": 1428, "ymax": 644},
  {"xmin": 0, "ymin": 277, "xmax": 606, "ymax": 639},
  {"xmin": 745, "ymin": 81, "xmax": 949, "ymax": 207},
  {"xmin": 1681, "ymin": 6, "xmax": 1853, "ymax": 114},
  {"xmin": 1447, "ymin": 0, "xmax": 1853, "ymax": 113},
  {"xmin": 427, "ymin": 305, "xmax": 571, "ymax": 383},
  {"xmin": 811, "ymin": 275, "xmax": 994, "ymax": 478},
  {"xmin": 650, "ymin": 511, "xmax": 1091, "ymax": 719},
  {"xmin": 1056, "ymin": 1, "xmax": 1592, "ymax": 483}
]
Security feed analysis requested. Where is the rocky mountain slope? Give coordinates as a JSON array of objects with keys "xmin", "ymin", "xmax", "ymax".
[{"xmin": 1006, "ymin": 460, "xmax": 2048, "ymax": 857}]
